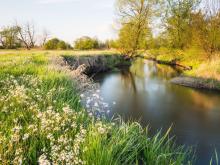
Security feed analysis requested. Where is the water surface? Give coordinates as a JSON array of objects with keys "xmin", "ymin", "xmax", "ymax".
[{"xmin": 94, "ymin": 58, "xmax": 220, "ymax": 165}]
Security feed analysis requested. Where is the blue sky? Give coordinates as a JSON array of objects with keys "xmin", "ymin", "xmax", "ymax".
[{"xmin": 0, "ymin": 0, "xmax": 116, "ymax": 43}]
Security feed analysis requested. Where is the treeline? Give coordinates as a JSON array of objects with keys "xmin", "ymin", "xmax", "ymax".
[
  {"xmin": 43, "ymin": 36, "xmax": 113, "ymax": 50},
  {"xmin": 1, "ymin": 0, "xmax": 219, "ymax": 55},
  {"xmin": 0, "ymin": 22, "xmax": 114, "ymax": 50},
  {"xmin": 113, "ymin": 0, "xmax": 220, "ymax": 57},
  {"xmin": 0, "ymin": 22, "xmax": 52, "ymax": 50}
]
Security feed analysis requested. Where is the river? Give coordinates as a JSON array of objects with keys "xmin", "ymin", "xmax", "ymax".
[{"xmin": 94, "ymin": 58, "xmax": 220, "ymax": 165}]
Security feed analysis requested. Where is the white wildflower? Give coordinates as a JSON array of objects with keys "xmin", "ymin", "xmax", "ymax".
[
  {"xmin": 94, "ymin": 102, "xmax": 98, "ymax": 107},
  {"xmin": 38, "ymin": 154, "xmax": 51, "ymax": 165},
  {"xmin": 22, "ymin": 133, "xmax": 29, "ymax": 141}
]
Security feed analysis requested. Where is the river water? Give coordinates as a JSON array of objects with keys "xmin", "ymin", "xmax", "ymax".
[{"xmin": 94, "ymin": 58, "xmax": 220, "ymax": 165}]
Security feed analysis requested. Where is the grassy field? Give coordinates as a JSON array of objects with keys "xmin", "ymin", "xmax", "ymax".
[
  {"xmin": 148, "ymin": 48, "xmax": 220, "ymax": 81},
  {"xmin": 0, "ymin": 50, "xmax": 194, "ymax": 164},
  {"xmin": 0, "ymin": 49, "xmax": 119, "ymax": 56}
]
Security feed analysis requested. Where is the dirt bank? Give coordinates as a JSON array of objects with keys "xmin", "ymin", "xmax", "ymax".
[
  {"xmin": 171, "ymin": 76, "xmax": 220, "ymax": 91},
  {"xmin": 63, "ymin": 54, "xmax": 131, "ymax": 75}
]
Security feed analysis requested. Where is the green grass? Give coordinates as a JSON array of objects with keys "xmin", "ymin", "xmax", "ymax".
[
  {"xmin": 0, "ymin": 49, "xmax": 119, "ymax": 57},
  {"xmin": 0, "ymin": 50, "xmax": 194, "ymax": 164},
  {"xmin": 147, "ymin": 47, "xmax": 220, "ymax": 81}
]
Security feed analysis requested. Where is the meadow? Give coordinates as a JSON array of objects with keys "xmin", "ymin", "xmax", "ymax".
[{"xmin": 0, "ymin": 50, "xmax": 194, "ymax": 165}]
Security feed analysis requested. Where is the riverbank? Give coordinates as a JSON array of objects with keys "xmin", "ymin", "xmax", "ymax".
[
  {"xmin": 0, "ymin": 50, "xmax": 193, "ymax": 164},
  {"xmin": 143, "ymin": 48, "xmax": 220, "ymax": 91},
  {"xmin": 171, "ymin": 77, "xmax": 220, "ymax": 91},
  {"xmin": 63, "ymin": 53, "xmax": 131, "ymax": 75}
]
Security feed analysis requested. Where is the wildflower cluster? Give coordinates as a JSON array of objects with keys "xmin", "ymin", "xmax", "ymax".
[
  {"xmin": 0, "ymin": 75, "xmax": 88, "ymax": 164},
  {"xmin": 80, "ymin": 89, "xmax": 111, "ymax": 119},
  {"xmin": 51, "ymin": 56, "xmax": 114, "ymax": 119}
]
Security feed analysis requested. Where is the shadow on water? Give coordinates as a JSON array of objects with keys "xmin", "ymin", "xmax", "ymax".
[{"xmin": 93, "ymin": 58, "xmax": 220, "ymax": 165}]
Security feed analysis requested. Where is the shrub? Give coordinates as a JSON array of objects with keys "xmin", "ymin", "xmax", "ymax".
[
  {"xmin": 44, "ymin": 38, "xmax": 60, "ymax": 50},
  {"xmin": 74, "ymin": 36, "xmax": 99, "ymax": 50},
  {"xmin": 44, "ymin": 38, "xmax": 71, "ymax": 50},
  {"xmin": 57, "ymin": 41, "xmax": 67, "ymax": 50}
]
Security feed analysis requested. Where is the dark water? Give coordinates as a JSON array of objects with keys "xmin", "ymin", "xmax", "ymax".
[{"xmin": 94, "ymin": 58, "xmax": 220, "ymax": 165}]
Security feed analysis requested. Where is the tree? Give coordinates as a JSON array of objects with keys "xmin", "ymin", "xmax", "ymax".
[
  {"xmin": 165, "ymin": 0, "xmax": 200, "ymax": 49},
  {"xmin": 74, "ymin": 36, "xmax": 99, "ymax": 50},
  {"xmin": 116, "ymin": 0, "xmax": 156, "ymax": 56},
  {"xmin": 44, "ymin": 38, "xmax": 60, "ymax": 50},
  {"xmin": 16, "ymin": 22, "xmax": 36, "ymax": 50},
  {"xmin": 105, "ymin": 39, "xmax": 119, "ymax": 49},
  {"xmin": 44, "ymin": 38, "xmax": 71, "ymax": 50},
  {"xmin": 204, "ymin": 0, "xmax": 220, "ymax": 54},
  {"xmin": 189, "ymin": 1, "xmax": 220, "ymax": 55},
  {"xmin": 0, "ymin": 26, "xmax": 21, "ymax": 49},
  {"xmin": 57, "ymin": 41, "xmax": 68, "ymax": 50},
  {"xmin": 40, "ymin": 29, "xmax": 50, "ymax": 47}
]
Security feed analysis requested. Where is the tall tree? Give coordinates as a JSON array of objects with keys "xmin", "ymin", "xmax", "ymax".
[
  {"xmin": 0, "ymin": 26, "xmax": 20, "ymax": 49},
  {"xmin": 16, "ymin": 21, "xmax": 36, "ymax": 50},
  {"xmin": 116, "ymin": 0, "xmax": 156, "ymax": 57},
  {"xmin": 190, "ymin": 0, "xmax": 220, "ymax": 55},
  {"xmin": 204, "ymin": 0, "xmax": 220, "ymax": 54},
  {"xmin": 165, "ymin": 0, "xmax": 200, "ymax": 49}
]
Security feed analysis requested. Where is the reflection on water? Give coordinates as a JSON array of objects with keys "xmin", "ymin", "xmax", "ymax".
[{"xmin": 94, "ymin": 58, "xmax": 220, "ymax": 165}]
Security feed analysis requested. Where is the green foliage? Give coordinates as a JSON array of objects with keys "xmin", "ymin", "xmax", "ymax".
[
  {"xmin": 165, "ymin": 0, "xmax": 199, "ymax": 49},
  {"xmin": 44, "ymin": 38, "xmax": 71, "ymax": 50},
  {"xmin": 105, "ymin": 39, "xmax": 119, "ymax": 49},
  {"xmin": 118, "ymin": 22, "xmax": 150, "ymax": 56},
  {"xmin": 153, "ymin": 0, "xmax": 220, "ymax": 57},
  {"xmin": 191, "ymin": 12, "xmax": 220, "ymax": 54},
  {"xmin": 74, "ymin": 36, "xmax": 99, "ymax": 50},
  {"xmin": 57, "ymin": 41, "xmax": 67, "ymax": 50},
  {"xmin": 118, "ymin": 24, "xmax": 137, "ymax": 54},
  {"xmin": 83, "ymin": 121, "xmax": 193, "ymax": 165},
  {"xmin": 57, "ymin": 41, "xmax": 72, "ymax": 50},
  {"xmin": 0, "ymin": 26, "xmax": 21, "ymax": 49},
  {"xmin": 116, "ymin": 0, "xmax": 154, "ymax": 56},
  {"xmin": 44, "ymin": 38, "xmax": 60, "ymax": 50}
]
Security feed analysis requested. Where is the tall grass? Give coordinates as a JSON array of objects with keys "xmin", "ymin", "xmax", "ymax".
[
  {"xmin": 0, "ymin": 51, "xmax": 194, "ymax": 164},
  {"xmin": 83, "ymin": 121, "xmax": 193, "ymax": 165}
]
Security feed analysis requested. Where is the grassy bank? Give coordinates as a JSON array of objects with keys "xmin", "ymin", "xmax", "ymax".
[
  {"xmin": 0, "ymin": 50, "xmax": 193, "ymax": 164},
  {"xmin": 147, "ymin": 48, "xmax": 220, "ymax": 89}
]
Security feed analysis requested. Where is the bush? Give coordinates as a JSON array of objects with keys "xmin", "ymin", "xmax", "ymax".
[
  {"xmin": 0, "ymin": 26, "xmax": 21, "ymax": 49},
  {"xmin": 57, "ymin": 41, "xmax": 67, "ymax": 50},
  {"xmin": 44, "ymin": 38, "xmax": 71, "ymax": 50},
  {"xmin": 74, "ymin": 36, "xmax": 99, "ymax": 50},
  {"xmin": 44, "ymin": 38, "xmax": 60, "ymax": 50}
]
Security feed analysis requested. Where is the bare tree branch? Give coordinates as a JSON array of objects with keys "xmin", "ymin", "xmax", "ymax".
[{"xmin": 16, "ymin": 21, "xmax": 36, "ymax": 50}]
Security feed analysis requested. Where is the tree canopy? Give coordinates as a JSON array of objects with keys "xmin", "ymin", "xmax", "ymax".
[
  {"xmin": 74, "ymin": 36, "xmax": 99, "ymax": 50},
  {"xmin": 44, "ymin": 38, "xmax": 71, "ymax": 50}
]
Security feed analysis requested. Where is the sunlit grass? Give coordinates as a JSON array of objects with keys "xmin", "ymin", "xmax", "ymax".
[
  {"xmin": 147, "ymin": 48, "xmax": 220, "ymax": 82},
  {"xmin": 0, "ymin": 49, "xmax": 119, "ymax": 57}
]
